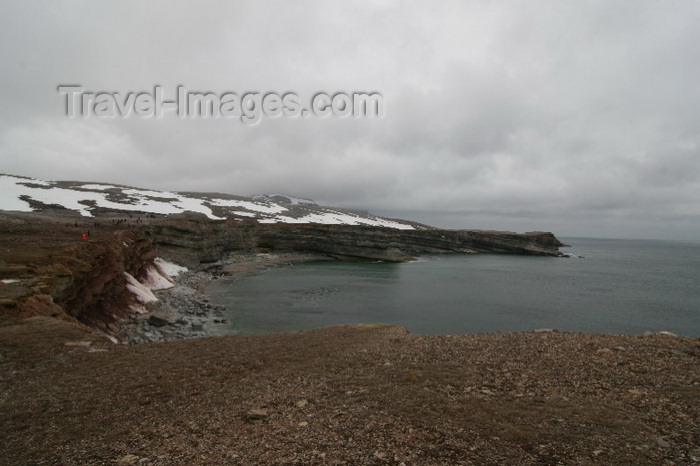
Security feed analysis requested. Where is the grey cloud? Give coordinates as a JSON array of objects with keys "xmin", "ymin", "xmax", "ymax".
[{"xmin": 1, "ymin": 0, "xmax": 699, "ymax": 240}]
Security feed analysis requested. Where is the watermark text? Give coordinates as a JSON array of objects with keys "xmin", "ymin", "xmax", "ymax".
[{"xmin": 57, "ymin": 85, "xmax": 384, "ymax": 124}]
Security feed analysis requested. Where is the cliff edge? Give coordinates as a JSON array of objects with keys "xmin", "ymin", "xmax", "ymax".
[{"xmin": 0, "ymin": 213, "xmax": 564, "ymax": 339}]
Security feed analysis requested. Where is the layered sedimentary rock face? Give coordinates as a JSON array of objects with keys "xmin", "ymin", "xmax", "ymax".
[
  {"xmin": 150, "ymin": 220, "xmax": 564, "ymax": 265},
  {"xmin": 1, "ymin": 213, "xmax": 564, "ymax": 338}
]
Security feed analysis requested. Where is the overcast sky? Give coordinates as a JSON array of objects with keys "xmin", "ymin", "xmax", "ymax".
[{"xmin": 1, "ymin": 1, "xmax": 699, "ymax": 240}]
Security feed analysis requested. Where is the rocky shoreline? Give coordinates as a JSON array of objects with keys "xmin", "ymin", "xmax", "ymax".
[
  {"xmin": 0, "ymin": 213, "xmax": 566, "ymax": 342},
  {"xmin": 117, "ymin": 268, "xmax": 220, "ymax": 345},
  {"xmin": 118, "ymin": 252, "xmax": 330, "ymax": 345}
]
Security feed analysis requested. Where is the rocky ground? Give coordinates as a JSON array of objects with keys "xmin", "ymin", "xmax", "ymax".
[
  {"xmin": 116, "ymin": 269, "xmax": 221, "ymax": 345},
  {"xmin": 1, "ymin": 213, "xmax": 698, "ymax": 464},
  {"xmin": 0, "ymin": 316, "xmax": 698, "ymax": 465}
]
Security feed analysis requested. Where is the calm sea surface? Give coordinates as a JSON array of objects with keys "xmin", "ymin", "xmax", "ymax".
[{"xmin": 207, "ymin": 238, "xmax": 700, "ymax": 337}]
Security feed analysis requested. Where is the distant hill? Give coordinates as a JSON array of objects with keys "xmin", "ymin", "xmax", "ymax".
[{"xmin": 0, "ymin": 174, "xmax": 426, "ymax": 230}]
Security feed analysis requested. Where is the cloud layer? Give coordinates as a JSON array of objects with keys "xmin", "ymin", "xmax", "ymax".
[{"xmin": 1, "ymin": 1, "xmax": 699, "ymax": 239}]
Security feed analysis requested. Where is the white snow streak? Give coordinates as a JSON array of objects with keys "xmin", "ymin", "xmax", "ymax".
[
  {"xmin": 124, "ymin": 272, "xmax": 158, "ymax": 314},
  {"xmin": 0, "ymin": 174, "xmax": 414, "ymax": 229},
  {"xmin": 154, "ymin": 257, "xmax": 188, "ymax": 277}
]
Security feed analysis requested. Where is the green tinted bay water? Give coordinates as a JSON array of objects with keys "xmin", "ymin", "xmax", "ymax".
[{"xmin": 207, "ymin": 238, "xmax": 700, "ymax": 336}]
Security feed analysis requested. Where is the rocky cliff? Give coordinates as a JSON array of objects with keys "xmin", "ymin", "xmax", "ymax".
[
  {"xmin": 1, "ymin": 214, "xmax": 564, "ymax": 338},
  {"xmin": 150, "ymin": 220, "xmax": 565, "ymax": 265},
  {"xmin": 0, "ymin": 218, "xmax": 159, "ymax": 338}
]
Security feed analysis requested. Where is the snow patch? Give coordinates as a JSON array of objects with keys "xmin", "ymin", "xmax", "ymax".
[
  {"xmin": 0, "ymin": 175, "xmax": 224, "ymax": 219},
  {"xmin": 141, "ymin": 265, "xmax": 174, "ymax": 290},
  {"xmin": 0, "ymin": 175, "xmax": 37, "ymax": 212},
  {"xmin": 121, "ymin": 188, "xmax": 179, "ymax": 200},
  {"xmin": 1, "ymin": 174, "xmax": 414, "ymax": 229},
  {"xmin": 77, "ymin": 183, "xmax": 118, "ymax": 191},
  {"xmin": 259, "ymin": 211, "xmax": 414, "ymax": 229},
  {"xmin": 21, "ymin": 177, "xmax": 51, "ymax": 186},
  {"xmin": 264, "ymin": 194, "xmax": 317, "ymax": 206},
  {"xmin": 154, "ymin": 257, "xmax": 188, "ymax": 277},
  {"xmin": 124, "ymin": 272, "xmax": 158, "ymax": 308},
  {"xmin": 210, "ymin": 198, "xmax": 287, "ymax": 214},
  {"xmin": 172, "ymin": 194, "xmax": 224, "ymax": 220}
]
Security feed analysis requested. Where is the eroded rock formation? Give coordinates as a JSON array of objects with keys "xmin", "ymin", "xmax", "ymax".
[
  {"xmin": 150, "ymin": 220, "xmax": 564, "ymax": 266},
  {"xmin": 1, "ymin": 214, "xmax": 564, "ymax": 338}
]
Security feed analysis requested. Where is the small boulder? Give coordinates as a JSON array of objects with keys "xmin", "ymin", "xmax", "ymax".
[
  {"xmin": 246, "ymin": 408, "xmax": 268, "ymax": 421},
  {"xmin": 147, "ymin": 316, "xmax": 169, "ymax": 327},
  {"xmin": 117, "ymin": 454, "xmax": 140, "ymax": 465},
  {"xmin": 656, "ymin": 437, "xmax": 671, "ymax": 448},
  {"xmin": 295, "ymin": 399, "xmax": 308, "ymax": 408}
]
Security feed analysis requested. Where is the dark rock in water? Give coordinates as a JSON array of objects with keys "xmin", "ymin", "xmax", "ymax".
[
  {"xmin": 147, "ymin": 315, "xmax": 169, "ymax": 327},
  {"xmin": 191, "ymin": 323, "xmax": 203, "ymax": 331}
]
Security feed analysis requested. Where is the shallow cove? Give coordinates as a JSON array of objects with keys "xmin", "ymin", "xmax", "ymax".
[{"xmin": 206, "ymin": 238, "xmax": 700, "ymax": 337}]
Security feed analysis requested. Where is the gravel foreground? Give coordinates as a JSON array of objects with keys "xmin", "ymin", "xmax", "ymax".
[{"xmin": 0, "ymin": 316, "xmax": 698, "ymax": 465}]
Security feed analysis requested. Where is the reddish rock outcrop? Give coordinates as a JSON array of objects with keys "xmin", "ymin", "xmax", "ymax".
[{"xmin": 0, "ymin": 219, "xmax": 157, "ymax": 337}]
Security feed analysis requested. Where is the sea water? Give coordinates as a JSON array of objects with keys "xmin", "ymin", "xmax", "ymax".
[{"xmin": 207, "ymin": 238, "xmax": 700, "ymax": 337}]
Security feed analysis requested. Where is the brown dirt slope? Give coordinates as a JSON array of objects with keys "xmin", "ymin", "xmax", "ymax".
[{"xmin": 1, "ymin": 316, "xmax": 698, "ymax": 465}]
